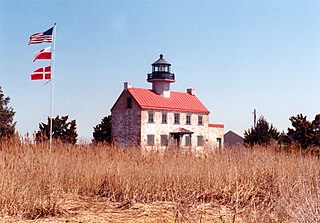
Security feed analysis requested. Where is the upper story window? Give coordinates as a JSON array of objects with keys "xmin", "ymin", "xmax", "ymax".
[
  {"xmin": 162, "ymin": 113, "xmax": 167, "ymax": 124},
  {"xmin": 148, "ymin": 112, "xmax": 154, "ymax": 123},
  {"xmin": 174, "ymin": 113, "xmax": 180, "ymax": 124},
  {"xmin": 127, "ymin": 97, "xmax": 132, "ymax": 108},
  {"xmin": 198, "ymin": 115, "xmax": 203, "ymax": 125},
  {"xmin": 186, "ymin": 115, "xmax": 191, "ymax": 125}
]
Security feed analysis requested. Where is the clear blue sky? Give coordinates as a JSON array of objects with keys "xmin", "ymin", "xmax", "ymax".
[{"xmin": 1, "ymin": 0, "xmax": 319, "ymax": 142}]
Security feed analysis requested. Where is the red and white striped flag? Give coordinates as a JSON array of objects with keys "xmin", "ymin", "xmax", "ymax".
[
  {"xmin": 31, "ymin": 66, "xmax": 51, "ymax": 80},
  {"xmin": 33, "ymin": 46, "xmax": 51, "ymax": 62},
  {"xmin": 29, "ymin": 27, "xmax": 53, "ymax": 45}
]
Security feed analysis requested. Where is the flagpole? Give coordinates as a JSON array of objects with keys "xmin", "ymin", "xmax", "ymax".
[{"xmin": 49, "ymin": 23, "xmax": 56, "ymax": 148}]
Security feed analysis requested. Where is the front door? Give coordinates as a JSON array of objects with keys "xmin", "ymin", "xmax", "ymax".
[{"xmin": 172, "ymin": 133, "xmax": 181, "ymax": 147}]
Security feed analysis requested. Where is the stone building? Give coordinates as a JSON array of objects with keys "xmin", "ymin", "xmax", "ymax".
[{"xmin": 111, "ymin": 54, "xmax": 224, "ymax": 149}]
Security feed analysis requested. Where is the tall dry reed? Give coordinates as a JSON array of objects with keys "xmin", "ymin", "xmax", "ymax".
[{"xmin": 0, "ymin": 141, "xmax": 319, "ymax": 222}]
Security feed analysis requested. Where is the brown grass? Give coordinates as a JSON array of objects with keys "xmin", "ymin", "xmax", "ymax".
[{"xmin": 0, "ymin": 141, "xmax": 319, "ymax": 222}]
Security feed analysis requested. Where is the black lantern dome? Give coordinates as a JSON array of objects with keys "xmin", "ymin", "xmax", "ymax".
[{"xmin": 147, "ymin": 54, "xmax": 175, "ymax": 83}]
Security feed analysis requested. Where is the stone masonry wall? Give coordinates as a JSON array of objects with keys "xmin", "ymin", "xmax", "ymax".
[
  {"xmin": 111, "ymin": 90, "xmax": 141, "ymax": 147},
  {"xmin": 140, "ymin": 109, "xmax": 209, "ymax": 150},
  {"xmin": 208, "ymin": 126, "xmax": 224, "ymax": 148},
  {"xmin": 111, "ymin": 89, "xmax": 224, "ymax": 150}
]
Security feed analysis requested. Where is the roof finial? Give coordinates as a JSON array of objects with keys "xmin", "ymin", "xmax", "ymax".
[{"xmin": 160, "ymin": 54, "xmax": 163, "ymax": 59}]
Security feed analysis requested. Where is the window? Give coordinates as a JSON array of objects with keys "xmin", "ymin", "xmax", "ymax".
[
  {"xmin": 174, "ymin": 113, "xmax": 180, "ymax": 124},
  {"xmin": 198, "ymin": 115, "xmax": 203, "ymax": 125},
  {"xmin": 161, "ymin": 135, "xmax": 168, "ymax": 146},
  {"xmin": 185, "ymin": 135, "xmax": 191, "ymax": 147},
  {"xmin": 147, "ymin": 135, "xmax": 155, "ymax": 146},
  {"xmin": 127, "ymin": 97, "xmax": 132, "ymax": 108},
  {"xmin": 197, "ymin": 136, "xmax": 204, "ymax": 146},
  {"xmin": 217, "ymin": 138, "xmax": 222, "ymax": 148},
  {"xmin": 186, "ymin": 115, "xmax": 191, "ymax": 125},
  {"xmin": 148, "ymin": 112, "xmax": 154, "ymax": 123},
  {"xmin": 162, "ymin": 113, "xmax": 167, "ymax": 124}
]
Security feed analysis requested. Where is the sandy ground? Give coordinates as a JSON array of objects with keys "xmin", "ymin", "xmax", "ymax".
[{"xmin": 0, "ymin": 194, "xmax": 276, "ymax": 223}]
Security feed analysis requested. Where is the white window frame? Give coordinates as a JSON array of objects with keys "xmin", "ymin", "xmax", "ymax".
[
  {"xmin": 197, "ymin": 135, "xmax": 204, "ymax": 146},
  {"xmin": 161, "ymin": 134, "xmax": 168, "ymax": 146},
  {"xmin": 174, "ymin": 113, "xmax": 180, "ymax": 124},
  {"xmin": 186, "ymin": 114, "xmax": 191, "ymax": 125},
  {"xmin": 148, "ymin": 112, "xmax": 154, "ymax": 123},
  {"xmin": 185, "ymin": 135, "xmax": 191, "ymax": 147},
  {"xmin": 198, "ymin": 115, "xmax": 203, "ymax": 125},
  {"xmin": 162, "ymin": 113, "xmax": 167, "ymax": 124},
  {"xmin": 147, "ymin": 134, "xmax": 155, "ymax": 146}
]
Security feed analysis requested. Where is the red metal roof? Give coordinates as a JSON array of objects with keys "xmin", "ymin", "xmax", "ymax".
[
  {"xmin": 209, "ymin": 124, "xmax": 224, "ymax": 128},
  {"xmin": 128, "ymin": 88, "xmax": 209, "ymax": 113}
]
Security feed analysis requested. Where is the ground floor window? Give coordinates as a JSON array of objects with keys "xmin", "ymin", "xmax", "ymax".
[
  {"xmin": 147, "ymin": 134, "xmax": 155, "ymax": 146},
  {"xmin": 197, "ymin": 135, "xmax": 204, "ymax": 146},
  {"xmin": 185, "ymin": 135, "xmax": 191, "ymax": 147},
  {"xmin": 161, "ymin": 135, "xmax": 168, "ymax": 146}
]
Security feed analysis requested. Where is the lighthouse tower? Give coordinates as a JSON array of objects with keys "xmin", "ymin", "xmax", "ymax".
[{"xmin": 147, "ymin": 54, "xmax": 175, "ymax": 98}]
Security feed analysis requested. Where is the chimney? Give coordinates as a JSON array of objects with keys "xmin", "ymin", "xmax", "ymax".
[
  {"xmin": 187, "ymin": 88, "xmax": 195, "ymax": 95},
  {"xmin": 124, "ymin": 82, "xmax": 131, "ymax": 90}
]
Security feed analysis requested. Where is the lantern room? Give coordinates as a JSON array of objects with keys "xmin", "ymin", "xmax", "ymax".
[
  {"xmin": 147, "ymin": 54, "xmax": 175, "ymax": 83},
  {"xmin": 147, "ymin": 54, "xmax": 175, "ymax": 97}
]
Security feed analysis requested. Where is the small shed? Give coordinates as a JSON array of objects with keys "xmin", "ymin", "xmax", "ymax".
[{"xmin": 224, "ymin": 131, "xmax": 244, "ymax": 146}]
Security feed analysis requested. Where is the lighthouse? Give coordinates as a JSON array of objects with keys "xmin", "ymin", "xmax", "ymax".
[
  {"xmin": 147, "ymin": 54, "xmax": 175, "ymax": 98},
  {"xmin": 111, "ymin": 54, "xmax": 225, "ymax": 149}
]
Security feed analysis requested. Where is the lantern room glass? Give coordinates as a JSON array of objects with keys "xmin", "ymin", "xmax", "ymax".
[{"xmin": 153, "ymin": 65, "xmax": 170, "ymax": 73}]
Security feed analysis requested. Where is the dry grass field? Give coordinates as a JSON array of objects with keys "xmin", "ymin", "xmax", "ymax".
[{"xmin": 0, "ymin": 141, "xmax": 319, "ymax": 222}]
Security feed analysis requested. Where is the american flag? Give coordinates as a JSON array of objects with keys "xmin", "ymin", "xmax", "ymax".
[{"xmin": 29, "ymin": 27, "xmax": 53, "ymax": 44}]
